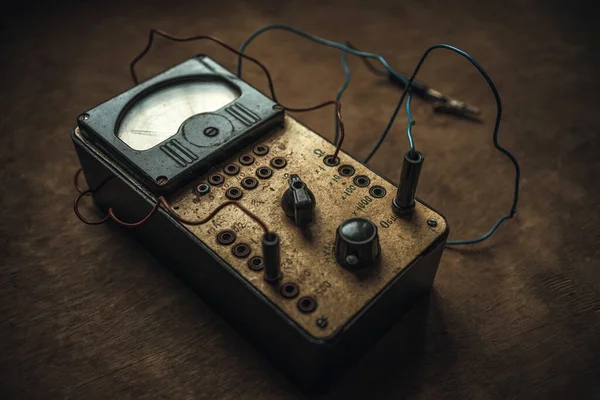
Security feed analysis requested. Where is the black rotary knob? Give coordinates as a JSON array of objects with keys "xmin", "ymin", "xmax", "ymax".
[
  {"xmin": 281, "ymin": 174, "xmax": 315, "ymax": 226},
  {"xmin": 334, "ymin": 218, "xmax": 381, "ymax": 270}
]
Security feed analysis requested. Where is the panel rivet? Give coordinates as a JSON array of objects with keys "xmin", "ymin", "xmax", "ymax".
[
  {"xmin": 204, "ymin": 126, "xmax": 219, "ymax": 137},
  {"xmin": 316, "ymin": 316, "xmax": 328, "ymax": 328}
]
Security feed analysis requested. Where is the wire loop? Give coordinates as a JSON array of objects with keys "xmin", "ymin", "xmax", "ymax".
[
  {"xmin": 89, "ymin": 25, "xmax": 520, "ymax": 246},
  {"xmin": 239, "ymin": 25, "xmax": 520, "ymax": 246},
  {"xmin": 73, "ymin": 190, "xmax": 110, "ymax": 225}
]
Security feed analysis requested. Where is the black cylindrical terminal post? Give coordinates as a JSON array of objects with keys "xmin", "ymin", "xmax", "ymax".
[
  {"xmin": 392, "ymin": 151, "xmax": 424, "ymax": 217},
  {"xmin": 262, "ymin": 232, "xmax": 282, "ymax": 283}
]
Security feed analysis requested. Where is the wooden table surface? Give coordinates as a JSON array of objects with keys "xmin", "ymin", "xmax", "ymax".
[{"xmin": 1, "ymin": 0, "xmax": 599, "ymax": 398}]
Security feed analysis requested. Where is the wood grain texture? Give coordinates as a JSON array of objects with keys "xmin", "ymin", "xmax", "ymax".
[{"xmin": 1, "ymin": 0, "xmax": 599, "ymax": 398}]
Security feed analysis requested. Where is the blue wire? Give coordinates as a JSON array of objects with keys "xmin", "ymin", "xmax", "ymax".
[
  {"xmin": 237, "ymin": 24, "xmax": 409, "ymax": 85},
  {"xmin": 238, "ymin": 24, "xmax": 411, "ymax": 156},
  {"xmin": 406, "ymin": 91, "xmax": 415, "ymax": 154},
  {"xmin": 336, "ymin": 40, "xmax": 415, "ymax": 155},
  {"xmin": 361, "ymin": 44, "xmax": 520, "ymax": 245},
  {"xmin": 237, "ymin": 25, "xmax": 520, "ymax": 246},
  {"xmin": 334, "ymin": 42, "xmax": 352, "ymax": 144}
]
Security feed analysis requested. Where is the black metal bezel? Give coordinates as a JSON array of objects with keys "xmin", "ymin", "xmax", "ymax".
[{"xmin": 76, "ymin": 55, "xmax": 284, "ymax": 195}]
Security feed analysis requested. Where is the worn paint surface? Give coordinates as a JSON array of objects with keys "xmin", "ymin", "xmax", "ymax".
[{"xmin": 169, "ymin": 117, "xmax": 446, "ymax": 338}]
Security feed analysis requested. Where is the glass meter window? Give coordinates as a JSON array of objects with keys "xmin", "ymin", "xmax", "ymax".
[{"xmin": 117, "ymin": 79, "xmax": 240, "ymax": 150}]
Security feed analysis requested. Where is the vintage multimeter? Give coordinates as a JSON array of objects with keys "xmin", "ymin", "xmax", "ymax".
[{"xmin": 72, "ymin": 55, "xmax": 448, "ymax": 390}]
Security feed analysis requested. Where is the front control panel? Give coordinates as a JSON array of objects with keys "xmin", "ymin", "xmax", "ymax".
[{"xmin": 168, "ymin": 117, "xmax": 447, "ymax": 339}]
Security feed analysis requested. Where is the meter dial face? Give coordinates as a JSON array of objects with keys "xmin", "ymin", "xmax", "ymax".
[{"xmin": 117, "ymin": 80, "xmax": 240, "ymax": 150}]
